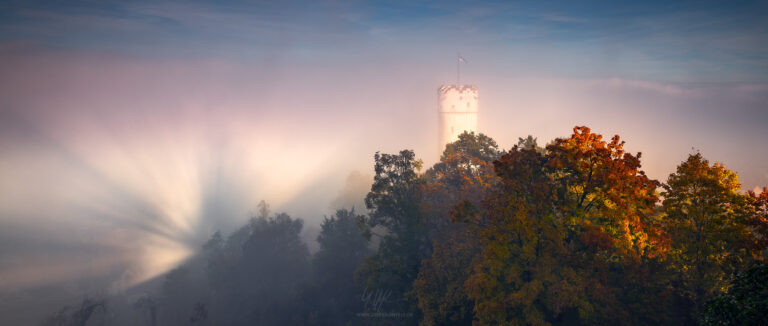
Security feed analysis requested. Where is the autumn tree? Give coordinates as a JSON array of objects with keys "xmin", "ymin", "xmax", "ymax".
[
  {"xmin": 414, "ymin": 132, "xmax": 502, "ymax": 325},
  {"xmin": 465, "ymin": 126, "xmax": 667, "ymax": 325},
  {"xmin": 358, "ymin": 134, "xmax": 502, "ymax": 324},
  {"xmin": 413, "ymin": 225, "xmax": 481, "ymax": 326},
  {"xmin": 744, "ymin": 188, "xmax": 768, "ymax": 261},
  {"xmin": 426, "ymin": 131, "xmax": 502, "ymax": 218},
  {"xmin": 465, "ymin": 145, "xmax": 585, "ymax": 325},
  {"xmin": 662, "ymin": 154, "xmax": 766, "ymax": 323},
  {"xmin": 547, "ymin": 127, "xmax": 672, "ymax": 323}
]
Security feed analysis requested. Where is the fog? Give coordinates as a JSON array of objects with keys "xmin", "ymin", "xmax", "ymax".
[{"xmin": 1, "ymin": 0, "xmax": 767, "ymax": 324}]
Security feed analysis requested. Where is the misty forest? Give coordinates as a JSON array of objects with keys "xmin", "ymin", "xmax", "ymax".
[{"xmin": 40, "ymin": 127, "xmax": 768, "ymax": 326}]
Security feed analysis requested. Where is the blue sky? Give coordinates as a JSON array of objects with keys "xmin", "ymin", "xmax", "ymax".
[{"xmin": 1, "ymin": 0, "xmax": 767, "ymax": 82}]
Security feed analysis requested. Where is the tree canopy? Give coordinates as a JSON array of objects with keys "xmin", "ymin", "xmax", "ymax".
[{"xmin": 42, "ymin": 127, "xmax": 768, "ymax": 326}]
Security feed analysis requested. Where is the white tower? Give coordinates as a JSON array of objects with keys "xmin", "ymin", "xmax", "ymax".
[{"xmin": 438, "ymin": 85, "xmax": 478, "ymax": 153}]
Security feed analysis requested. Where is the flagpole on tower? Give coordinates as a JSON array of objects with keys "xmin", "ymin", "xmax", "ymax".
[
  {"xmin": 457, "ymin": 53, "xmax": 460, "ymax": 84},
  {"xmin": 457, "ymin": 54, "xmax": 467, "ymax": 84}
]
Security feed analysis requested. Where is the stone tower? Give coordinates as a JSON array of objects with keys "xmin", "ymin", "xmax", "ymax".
[{"xmin": 438, "ymin": 85, "xmax": 478, "ymax": 153}]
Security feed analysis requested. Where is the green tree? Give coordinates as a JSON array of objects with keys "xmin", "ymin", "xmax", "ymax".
[
  {"xmin": 42, "ymin": 298, "xmax": 107, "ymax": 326},
  {"xmin": 440, "ymin": 131, "xmax": 503, "ymax": 165},
  {"xmin": 240, "ymin": 213, "xmax": 309, "ymax": 324},
  {"xmin": 133, "ymin": 295, "xmax": 158, "ymax": 326},
  {"xmin": 363, "ymin": 150, "xmax": 423, "ymax": 233},
  {"xmin": 309, "ymin": 208, "xmax": 371, "ymax": 324},
  {"xmin": 702, "ymin": 262, "xmax": 768, "ymax": 326},
  {"xmin": 204, "ymin": 209, "xmax": 310, "ymax": 325},
  {"xmin": 662, "ymin": 154, "xmax": 766, "ymax": 323},
  {"xmin": 517, "ymin": 135, "xmax": 546, "ymax": 154},
  {"xmin": 357, "ymin": 150, "xmax": 425, "ymax": 323}
]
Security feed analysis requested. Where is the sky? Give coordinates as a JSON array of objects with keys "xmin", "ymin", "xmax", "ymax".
[{"xmin": 0, "ymin": 0, "xmax": 767, "ymax": 310}]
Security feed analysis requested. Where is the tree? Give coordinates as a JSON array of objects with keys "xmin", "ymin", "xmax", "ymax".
[
  {"xmin": 425, "ymin": 131, "xmax": 502, "ymax": 230},
  {"xmin": 308, "ymin": 208, "xmax": 371, "ymax": 324},
  {"xmin": 744, "ymin": 188, "xmax": 768, "ymax": 262},
  {"xmin": 546, "ymin": 127, "xmax": 669, "ymax": 324},
  {"xmin": 133, "ymin": 295, "xmax": 158, "ymax": 326},
  {"xmin": 42, "ymin": 297, "xmax": 107, "ymax": 326},
  {"xmin": 203, "ymin": 208, "xmax": 310, "ymax": 325},
  {"xmin": 465, "ymin": 145, "xmax": 583, "ymax": 325},
  {"xmin": 357, "ymin": 150, "xmax": 425, "ymax": 323},
  {"xmin": 363, "ymin": 150, "xmax": 423, "ymax": 233},
  {"xmin": 517, "ymin": 135, "xmax": 546, "ymax": 154},
  {"xmin": 702, "ymin": 262, "xmax": 768, "ymax": 326},
  {"xmin": 359, "ymin": 133, "xmax": 504, "ymax": 324},
  {"xmin": 239, "ymin": 212, "xmax": 309, "ymax": 325},
  {"xmin": 546, "ymin": 126, "xmax": 663, "ymax": 261},
  {"xmin": 440, "ymin": 131, "xmax": 503, "ymax": 165},
  {"xmin": 465, "ymin": 127, "xmax": 666, "ymax": 325},
  {"xmin": 412, "ymin": 224, "xmax": 481, "ymax": 326},
  {"xmin": 662, "ymin": 154, "xmax": 766, "ymax": 323},
  {"xmin": 160, "ymin": 266, "xmax": 208, "ymax": 325},
  {"xmin": 414, "ymin": 132, "xmax": 502, "ymax": 325}
]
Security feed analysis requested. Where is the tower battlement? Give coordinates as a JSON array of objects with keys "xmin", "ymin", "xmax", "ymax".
[
  {"xmin": 438, "ymin": 85, "xmax": 478, "ymax": 113},
  {"xmin": 438, "ymin": 84, "xmax": 478, "ymax": 152},
  {"xmin": 438, "ymin": 84, "xmax": 478, "ymax": 94}
]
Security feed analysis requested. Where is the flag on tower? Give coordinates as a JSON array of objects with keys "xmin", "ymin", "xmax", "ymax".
[{"xmin": 456, "ymin": 54, "xmax": 468, "ymax": 83}]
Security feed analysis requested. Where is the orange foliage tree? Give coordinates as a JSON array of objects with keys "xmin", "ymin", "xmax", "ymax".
[{"xmin": 465, "ymin": 126, "xmax": 668, "ymax": 325}]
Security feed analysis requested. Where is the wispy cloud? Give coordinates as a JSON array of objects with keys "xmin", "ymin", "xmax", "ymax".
[
  {"xmin": 536, "ymin": 13, "xmax": 589, "ymax": 23},
  {"xmin": 589, "ymin": 77, "xmax": 692, "ymax": 96}
]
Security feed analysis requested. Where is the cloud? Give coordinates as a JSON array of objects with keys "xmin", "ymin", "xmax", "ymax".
[
  {"xmin": 537, "ymin": 13, "xmax": 588, "ymax": 23},
  {"xmin": 589, "ymin": 77, "xmax": 692, "ymax": 96}
]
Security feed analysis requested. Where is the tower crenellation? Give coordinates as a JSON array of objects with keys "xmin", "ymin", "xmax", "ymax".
[{"xmin": 438, "ymin": 84, "xmax": 478, "ymax": 153}]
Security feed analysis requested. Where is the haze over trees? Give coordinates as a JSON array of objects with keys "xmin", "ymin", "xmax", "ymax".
[{"xmin": 43, "ymin": 127, "xmax": 767, "ymax": 325}]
